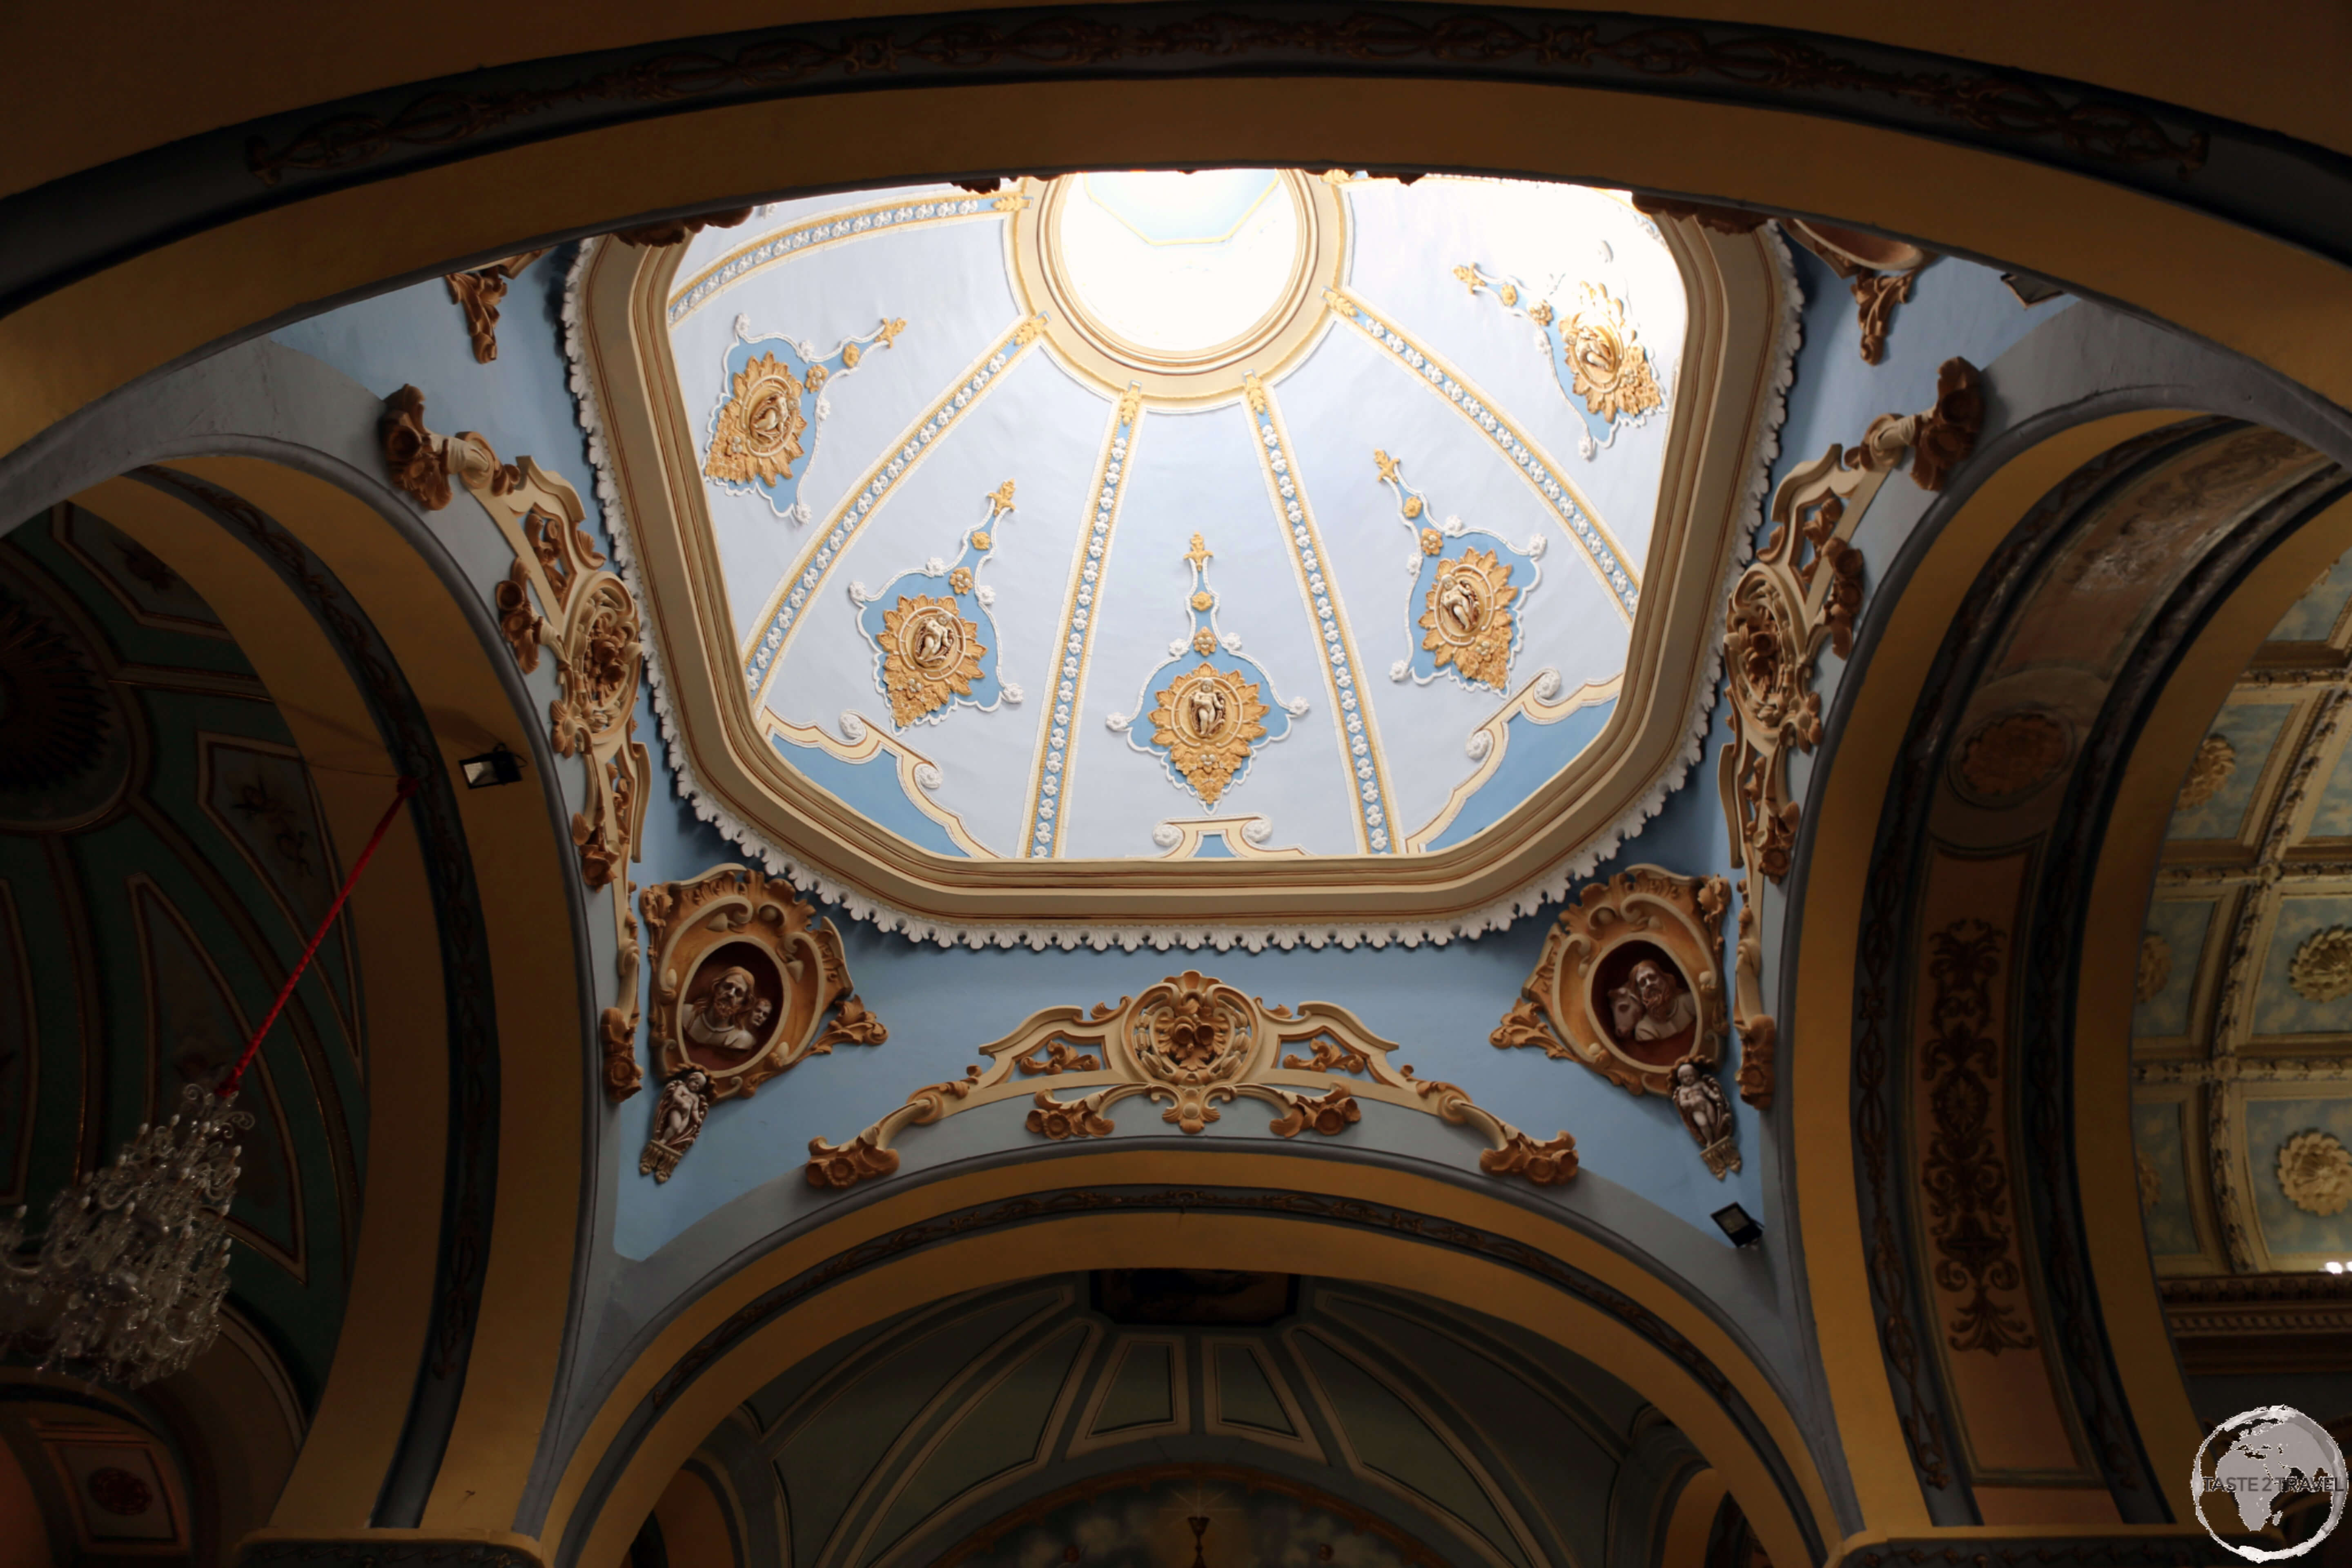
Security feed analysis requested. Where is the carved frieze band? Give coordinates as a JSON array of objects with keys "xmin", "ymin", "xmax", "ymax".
[
  {"xmin": 381, "ymin": 385, "xmax": 653, "ymax": 1100},
  {"xmin": 637, "ymin": 866, "xmax": 884, "ymax": 1180},
  {"xmin": 1491, "ymin": 866, "xmax": 1743, "ymax": 1177},
  {"xmin": 805, "ymin": 970, "xmax": 1576, "ymax": 1190}
]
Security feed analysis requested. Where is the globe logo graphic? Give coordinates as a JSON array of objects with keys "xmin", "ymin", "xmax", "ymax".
[{"xmin": 2194, "ymin": 1405, "xmax": 2347, "ymax": 1560}]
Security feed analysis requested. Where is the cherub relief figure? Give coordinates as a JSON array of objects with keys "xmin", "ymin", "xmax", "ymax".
[
  {"xmin": 684, "ymin": 966, "xmax": 772, "ymax": 1055},
  {"xmin": 1670, "ymin": 1061, "xmax": 1740, "ymax": 1178},
  {"xmin": 1609, "ymin": 958, "xmax": 1697, "ymax": 1047},
  {"xmin": 640, "ymin": 1067, "xmax": 713, "ymax": 1181}
]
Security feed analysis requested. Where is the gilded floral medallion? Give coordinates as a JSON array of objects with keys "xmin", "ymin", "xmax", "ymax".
[
  {"xmin": 1455, "ymin": 263, "xmax": 1664, "ymax": 457},
  {"xmin": 1374, "ymin": 452, "xmax": 1539, "ymax": 694},
  {"xmin": 705, "ymin": 351, "xmax": 808, "ymax": 488},
  {"xmin": 1149, "ymin": 663, "xmax": 1269, "ymax": 806},
  {"xmin": 1420, "ymin": 548, "xmax": 1518, "ymax": 691},
  {"xmin": 1111, "ymin": 533, "xmax": 1305, "ymax": 819},
  {"xmin": 879, "ymin": 595, "xmax": 985, "ymax": 727},
  {"xmin": 854, "ymin": 482, "xmax": 1020, "ymax": 731},
  {"xmin": 702, "ymin": 315, "xmax": 904, "ymax": 521},
  {"xmin": 1561, "ymin": 281, "xmax": 1663, "ymax": 425}
]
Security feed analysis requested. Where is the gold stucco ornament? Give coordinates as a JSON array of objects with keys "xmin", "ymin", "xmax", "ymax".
[
  {"xmin": 2178, "ymin": 732, "xmax": 2237, "ymax": 810},
  {"xmin": 805, "ymin": 969, "xmax": 1578, "ymax": 1189},
  {"xmin": 1420, "ymin": 547, "xmax": 1519, "ymax": 691},
  {"xmin": 1150, "ymin": 663, "xmax": 1270, "ymax": 807},
  {"xmin": 2279, "ymin": 1130, "xmax": 2352, "ymax": 1216},
  {"xmin": 1561, "ymin": 282, "xmax": 1664, "ymax": 424},
  {"xmin": 2290, "ymin": 926, "xmax": 2352, "ymax": 1003},
  {"xmin": 879, "ymin": 594, "xmax": 987, "ymax": 727},
  {"xmin": 2138, "ymin": 931, "xmax": 2173, "ymax": 1004},
  {"xmin": 704, "ymin": 351, "xmax": 808, "ymax": 488}
]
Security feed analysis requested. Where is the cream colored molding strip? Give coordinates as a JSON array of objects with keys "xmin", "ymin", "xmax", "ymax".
[
  {"xmin": 743, "ymin": 315, "xmax": 1046, "ymax": 709},
  {"xmin": 759, "ymin": 710, "xmax": 999, "ymax": 859},
  {"xmin": 1327, "ymin": 285, "xmax": 1638, "ymax": 622},
  {"xmin": 667, "ymin": 190, "xmax": 1025, "ymax": 325},
  {"xmin": 1406, "ymin": 672, "xmax": 1622, "ymax": 852},
  {"xmin": 1243, "ymin": 373, "xmax": 1396, "ymax": 854},
  {"xmin": 1021, "ymin": 385, "xmax": 1144, "ymax": 857}
]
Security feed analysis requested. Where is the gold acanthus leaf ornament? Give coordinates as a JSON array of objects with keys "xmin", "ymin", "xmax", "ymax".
[
  {"xmin": 2290, "ymin": 927, "xmax": 2352, "ymax": 1004},
  {"xmin": 1561, "ymin": 282, "xmax": 1663, "ymax": 424},
  {"xmin": 1719, "ymin": 359, "xmax": 1982, "ymax": 883},
  {"xmin": 880, "ymin": 594, "xmax": 986, "ymax": 727},
  {"xmin": 1421, "ymin": 547, "xmax": 1518, "ymax": 691},
  {"xmin": 704, "ymin": 351, "xmax": 811, "ymax": 488},
  {"xmin": 1149, "ymin": 664, "xmax": 1270, "ymax": 806},
  {"xmin": 804, "ymin": 969, "xmax": 1577, "ymax": 1190},
  {"xmin": 2279, "ymin": 1130, "xmax": 2352, "ymax": 1216},
  {"xmin": 399, "ymin": 386, "xmax": 654, "ymax": 1101},
  {"xmin": 2178, "ymin": 733, "xmax": 2237, "ymax": 810}
]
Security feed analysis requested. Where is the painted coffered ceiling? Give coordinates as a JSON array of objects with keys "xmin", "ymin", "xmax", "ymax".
[
  {"xmin": 2132, "ymin": 537, "xmax": 2352, "ymax": 1290},
  {"xmin": 671, "ymin": 173, "xmax": 1680, "ymax": 862}
]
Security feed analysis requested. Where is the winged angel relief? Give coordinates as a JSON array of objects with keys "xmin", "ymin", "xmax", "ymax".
[{"xmin": 805, "ymin": 971, "xmax": 1579, "ymax": 1190}]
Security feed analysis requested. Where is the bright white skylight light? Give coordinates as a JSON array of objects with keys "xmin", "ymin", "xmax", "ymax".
[{"xmin": 1054, "ymin": 170, "xmax": 1301, "ymax": 354}]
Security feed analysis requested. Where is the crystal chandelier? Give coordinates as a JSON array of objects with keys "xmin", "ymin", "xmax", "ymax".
[
  {"xmin": 0, "ymin": 775, "xmax": 415, "ymax": 1386},
  {"xmin": 0, "ymin": 1086, "xmax": 245, "ymax": 1384}
]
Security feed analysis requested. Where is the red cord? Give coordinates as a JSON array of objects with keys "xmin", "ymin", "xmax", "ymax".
[{"xmin": 220, "ymin": 775, "xmax": 419, "ymax": 1098}]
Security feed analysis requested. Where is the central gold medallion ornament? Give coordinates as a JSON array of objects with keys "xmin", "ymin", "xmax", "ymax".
[
  {"xmin": 706, "ymin": 352, "xmax": 808, "ymax": 487},
  {"xmin": 1150, "ymin": 663, "xmax": 1270, "ymax": 807},
  {"xmin": 855, "ymin": 482, "xmax": 1020, "ymax": 731},
  {"xmin": 1110, "ymin": 533, "xmax": 1305, "ymax": 822},
  {"xmin": 879, "ymin": 594, "xmax": 985, "ymax": 727},
  {"xmin": 1421, "ymin": 548, "xmax": 1518, "ymax": 691}
]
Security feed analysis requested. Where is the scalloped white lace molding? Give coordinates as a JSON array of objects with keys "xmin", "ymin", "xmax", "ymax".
[{"xmin": 561, "ymin": 230, "xmax": 1801, "ymax": 952}]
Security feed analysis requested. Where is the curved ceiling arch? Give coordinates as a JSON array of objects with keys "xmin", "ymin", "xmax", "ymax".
[
  {"xmin": 540, "ymin": 1149, "xmax": 1837, "ymax": 1568},
  {"xmin": 571, "ymin": 187, "xmax": 1793, "ymax": 946}
]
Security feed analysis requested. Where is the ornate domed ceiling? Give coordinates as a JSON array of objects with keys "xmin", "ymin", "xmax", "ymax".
[{"xmin": 572, "ymin": 171, "xmax": 1793, "ymax": 941}]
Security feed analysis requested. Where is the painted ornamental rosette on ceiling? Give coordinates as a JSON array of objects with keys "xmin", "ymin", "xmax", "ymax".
[{"xmin": 569, "ymin": 171, "xmax": 1799, "ymax": 946}]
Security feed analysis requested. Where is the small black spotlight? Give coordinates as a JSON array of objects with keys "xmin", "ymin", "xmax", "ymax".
[
  {"xmin": 459, "ymin": 743, "xmax": 526, "ymax": 789},
  {"xmin": 1711, "ymin": 1202, "xmax": 1763, "ymax": 1248}
]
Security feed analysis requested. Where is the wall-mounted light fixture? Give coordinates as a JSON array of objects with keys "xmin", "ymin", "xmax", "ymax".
[
  {"xmin": 459, "ymin": 743, "xmax": 526, "ymax": 788},
  {"xmin": 1711, "ymin": 1202, "xmax": 1763, "ymax": 1248}
]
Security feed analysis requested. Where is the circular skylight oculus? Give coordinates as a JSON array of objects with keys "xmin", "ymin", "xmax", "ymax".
[
  {"xmin": 1054, "ymin": 171, "xmax": 1302, "ymax": 355},
  {"xmin": 1018, "ymin": 169, "xmax": 1339, "ymax": 397}
]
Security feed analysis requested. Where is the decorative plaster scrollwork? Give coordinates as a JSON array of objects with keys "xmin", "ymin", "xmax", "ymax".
[
  {"xmin": 386, "ymin": 387, "xmax": 655, "ymax": 1098},
  {"xmin": 443, "ymin": 250, "xmax": 548, "ymax": 363},
  {"xmin": 859, "ymin": 482, "xmax": 1018, "ymax": 728},
  {"xmin": 2279, "ymin": 1131, "xmax": 2352, "ymax": 1216},
  {"xmin": 1489, "ymin": 865, "xmax": 1737, "ymax": 1175},
  {"xmin": 1922, "ymin": 918, "xmax": 2036, "ymax": 1354},
  {"xmin": 638, "ymin": 864, "xmax": 883, "ymax": 1180},
  {"xmin": 805, "ymin": 970, "xmax": 1575, "ymax": 1190},
  {"xmin": 2136, "ymin": 931, "xmax": 2173, "ymax": 1004},
  {"xmin": 1783, "ymin": 220, "xmax": 1936, "ymax": 366},
  {"xmin": 1719, "ymin": 359, "xmax": 1983, "ymax": 883}
]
